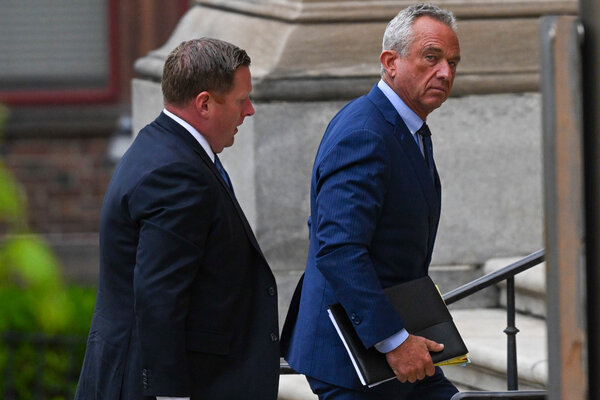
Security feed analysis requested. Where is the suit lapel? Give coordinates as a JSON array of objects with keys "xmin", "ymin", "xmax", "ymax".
[
  {"xmin": 396, "ymin": 119, "xmax": 441, "ymax": 214},
  {"xmin": 367, "ymin": 87, "xmax": 441, "ymax": 216},
  {"xmin": 198, "ymin": 150, "xmax": 268, "ymax": 261},
  {"xmin": 155, "ymin": 113, "xmax": 268, "ymax": 262},
  {"xmin": 367, "ymin": 87, "xmax": 441, "ymax": 266}
]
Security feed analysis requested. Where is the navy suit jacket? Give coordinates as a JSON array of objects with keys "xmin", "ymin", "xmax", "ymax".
[
  {"xmin": 282, "ymin": 85, "xmax": 441, "ymax": 389},
  {"xmin": 76, "ymin": 113, "xmax": 279, "ymax": 399}
]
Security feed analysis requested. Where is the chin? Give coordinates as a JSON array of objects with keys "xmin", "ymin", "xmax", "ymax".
[{"xmin": 427, "ymin": 98, "xmax": 446, "ymax": 111}]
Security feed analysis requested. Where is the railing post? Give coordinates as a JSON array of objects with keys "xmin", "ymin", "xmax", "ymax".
[{"xmin": 504, "ymin": 276, "xmax": 519, "ymax": 390}]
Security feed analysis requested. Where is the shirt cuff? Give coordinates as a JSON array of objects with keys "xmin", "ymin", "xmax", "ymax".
[
  {"xmin": 156, "ymin": 397, "xmax": 190, "ymax": 400},
  {"xmin": 374, "ymin": 328, "xmax": 409, "ymax": 353}
]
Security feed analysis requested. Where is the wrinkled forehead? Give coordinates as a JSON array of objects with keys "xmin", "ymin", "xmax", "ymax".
[{"xmin": 410, "ymin": 17, "xmax": 460, "ymax": 53}]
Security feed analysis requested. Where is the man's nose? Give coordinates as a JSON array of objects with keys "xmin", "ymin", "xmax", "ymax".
[
  {"xmin": 436, "ymin": 60, "xmax": 452, "ymax": 80},
  {"xmin": 245, "ymin": 99, "xmax": 255, "ymax": 117}
]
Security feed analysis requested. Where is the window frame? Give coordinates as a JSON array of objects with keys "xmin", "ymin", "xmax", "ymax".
[{"xmin": 0, "ymin": 0, "xmax": 120, "ymax": 106}]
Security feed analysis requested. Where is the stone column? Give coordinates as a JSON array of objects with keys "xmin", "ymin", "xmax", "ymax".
[{"xmin": 132, "ymin": 0, "xmax": 577, "ymax": 320}]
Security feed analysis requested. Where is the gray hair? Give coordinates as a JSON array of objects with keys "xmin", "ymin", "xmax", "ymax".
[
  {"xmin": 162, "ymin": 37, "xmax": 251, "ymax": 107},
  {"xmin": 382, "ymin": 3, "xmax": 457, "ymax": 56}
]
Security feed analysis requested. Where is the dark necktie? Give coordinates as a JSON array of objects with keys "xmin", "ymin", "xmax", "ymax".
[
  {"xmin": 214, "ymin": 154, "xmax": 235, "ymax": 195},
  {"xmin": 417, "ymin": 123, "xmax": 435, "ymax": 182}
]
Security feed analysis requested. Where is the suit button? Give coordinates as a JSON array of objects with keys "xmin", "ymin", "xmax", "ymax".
[
  {"xmin": 142, "ymin": 368, "xmax": 150, "ymax": 388},
  {"xmin": 270, "ymin": 332, "xmax": 279, "ymax": 342},
  {"xmin": 351, "ymin": 313, "xmax": 361, "ymax": 325},
  {"xmin": 267, "ymin": 286, "xmax": 276, "ymax": 296}
]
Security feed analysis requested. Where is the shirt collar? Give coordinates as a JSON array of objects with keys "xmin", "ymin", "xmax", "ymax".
[
  {"xmin": 163, "ymin": 108, "xmax": 215, "ymax": 162},
  {"xmin": 377, "ymin": 79, "xmax": 425, "ymax": 135}
]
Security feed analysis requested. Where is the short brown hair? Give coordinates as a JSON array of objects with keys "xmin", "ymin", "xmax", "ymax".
[{"xmin": 161, "ymin": 37, "xmax": 251, "ymax": 107}]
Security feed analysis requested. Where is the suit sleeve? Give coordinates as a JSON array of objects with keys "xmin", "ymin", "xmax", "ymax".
[
  {"xmin": 128, "ymin": 162, "xmax": 213, "ymax": 396},
  {"xmin": 314, "ymin": 128, "xmax": 405, "ymax": 349}
]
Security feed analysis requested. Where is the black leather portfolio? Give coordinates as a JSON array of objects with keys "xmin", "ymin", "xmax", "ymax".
[{"xmin": 327, "ymin": 275, "xmax": 469, "ymax": 387}]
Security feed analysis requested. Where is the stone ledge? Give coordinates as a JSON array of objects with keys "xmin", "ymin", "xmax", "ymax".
[
  {"xmin": 431, "ymin": 264, "xmax": 498, "ymax": 310},
  {"xmin": 278, "ymin": 375, "xmax": 317, "ymax": 400},
  {"xmin": 135, "ymin": 2, "xmax": 577, "ymax": 99},
  {"xmin": 197, "ymin": 0, "xmax": 577, "ymax": 23}
]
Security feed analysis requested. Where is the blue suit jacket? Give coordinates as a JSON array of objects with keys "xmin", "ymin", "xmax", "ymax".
[
  {"xmin": 75, "ymin": 113, "xmax": 279, "ymax": 399},
  {"xmin": 282, "ymin": 85, "xmax": 441, "ymax": 389}
]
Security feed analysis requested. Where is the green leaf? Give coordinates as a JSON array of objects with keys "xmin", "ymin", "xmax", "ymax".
[
  {"xmin": 0, "ymin": 163, "xmax": 26, "ymax": 227},
  {"xmin": 0, "ymin": 236, "xmax": 62, "ymax": 289}
]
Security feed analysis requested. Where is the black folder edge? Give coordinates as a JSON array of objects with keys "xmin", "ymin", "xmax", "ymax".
[
  {"xmin": 327, "ymin": 276, "xmax": 469, "ymax": 388},
  {"xmin": 327, "ymin": 308, "xmax": 397, "ymax": 387}
]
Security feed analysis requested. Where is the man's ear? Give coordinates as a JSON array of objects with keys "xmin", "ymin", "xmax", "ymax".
[
  {"xmin": 195, "ymin": 91, "xmax": 211, "ymax": 118},
  {"xmin": 380, "ymin": 50, "xmax": 398, "ymax": 79}
]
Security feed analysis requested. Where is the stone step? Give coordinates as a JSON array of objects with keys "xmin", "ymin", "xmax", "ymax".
[
  {"xmin": 430, "ymin": 264, "xmax": 497, "ymax": 310},
  {"xmin": 443, "ymin": 308, "xmax": 547, "ymax": 391},
  {"xmin": 483, "ymin": 258, "xmax": 547, "ymax": 317},
  {"xmin": 278, "ymin": 375, "xmax": 317, "ymax": 400}
]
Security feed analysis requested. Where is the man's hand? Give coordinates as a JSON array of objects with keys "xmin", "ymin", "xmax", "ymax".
[{"xmin": 385, "ymin": 334, "xmax": 444, "ymax": 383}]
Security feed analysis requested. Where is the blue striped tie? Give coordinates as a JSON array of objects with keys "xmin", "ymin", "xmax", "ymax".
[
  {"xmin": 417, "ymin": 123, "xmax": 435, "ymax": 182},
  {"xmin": 214, "ymin": 155, "xmax": 235, "ymax": 195}
]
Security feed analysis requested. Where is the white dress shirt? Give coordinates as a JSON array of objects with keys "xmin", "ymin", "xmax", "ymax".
[
  {"xmin": 377, "ymin": 79, "xmax": 425, "ymax": 154},
  {"xmin": 163, "ymin": 108, "xmax": 215, "ymax": 162}
]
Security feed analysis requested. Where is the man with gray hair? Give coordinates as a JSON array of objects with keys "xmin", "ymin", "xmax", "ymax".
[
  {"xmin": 282, "ymin": 3, "xmax": 461, "ymax": 399},
  {"xmin": 76, "ymin": 38, "xmax": 279, "ymax": 400}
]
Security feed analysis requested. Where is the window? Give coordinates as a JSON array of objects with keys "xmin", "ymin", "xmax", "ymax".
[{"xmin": 0, "ymin": 0, "xmax": 118, "ymax": 105}]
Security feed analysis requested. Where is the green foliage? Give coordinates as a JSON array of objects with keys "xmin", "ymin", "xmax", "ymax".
[
  {"xmin": 0, "ymin": 235, "xmax": 73, "ymax": 334},
  {"xmin": 0, "ymin": 103, "xmax": 97, "ymax": 398},
  {"xmin": 0, "ymin": 103, "xmax": 87, "ymax": 334},
  {"xmin": 0, "ymin": 285, "xmax": 96, "ymax": 399},
  {"xmin": 0, "ymin": 106, "xmax": 26, "ymax": 231},
  {"xmin": 0, "ymin": 285, "xmax": 96, "ymax": 335},
  {"xmin": 0, "ymin": 163, "xmax": 26, "ymax": 228}
]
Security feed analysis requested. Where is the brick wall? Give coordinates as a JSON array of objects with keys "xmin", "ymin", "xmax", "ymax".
[{"xmin": 3, "ymin": 135, "xmax": 113, "ymax": 235}]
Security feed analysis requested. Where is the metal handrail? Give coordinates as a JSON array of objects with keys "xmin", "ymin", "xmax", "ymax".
[
  {"xmin": 443, "ymin": 249, "xmax": 545, "ymax": 306},
  {"xmin": 451, "ymin": 390, "xmax": 547, "ymax": 399},
  {"xmin": 443, "ymin": 248, "xmax": 545, "ymax": 392}
]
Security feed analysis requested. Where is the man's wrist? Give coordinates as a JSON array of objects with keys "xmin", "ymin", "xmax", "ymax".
[{"xmin": 374, "ymin": 328, "xmax": 409, "ymax": 353}]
